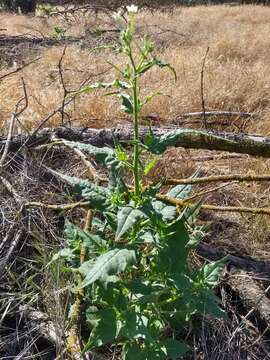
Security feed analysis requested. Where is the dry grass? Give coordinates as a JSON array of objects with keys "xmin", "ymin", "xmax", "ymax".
[{"xmin": 0, "ymin": 5, "xmax": 270, "ymax": 130}]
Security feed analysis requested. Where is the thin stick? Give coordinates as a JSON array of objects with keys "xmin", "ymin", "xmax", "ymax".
[
  {"xmin": 24, "ymin": 201, "xmax": 90, "ymax": 211},
  {"xmin": 66, "ymin": 210, "xmax": 92, "ymax": 360},
  {"xmin": 200, "ymin": 47, "xmax": 209, "ymax": 129},
  {"xmin": 181, "ymin": 111, "xmax": 255, "ymax": 118},
  {"xmin": 166, "ymin": 173, "xmax": 270, "ymax": 186},
  {"xmin": 58, "ymin": 140, "xmax": 106, "ymax": 183},
  {"xmin": 58, "ymin": 46, "xmax": 69, "ymax": 124},
  {"xmin": 0, "ymin": 230, "xmax": 24, "ymax": 277},
  {"xmin": 0, "ymin": 57, "xmax": 40, "ymax": 82},
  {"xmin": 185, "ymin": 182, "xmax": 234, "ymax": 202},
  {"xmin": 0, "ymin": 113, "xmax": 16, "ymax": 168},
  {"xmin": 0, "ymin": 77, "xmax": 29, "ymax": 168},
  {"xmin": 0, "ymin": 175, "xmax": 21, "ymax": 203},
  {"xmin": 156, "ymin": 194, "xmax": 270, "ymax": 216}
]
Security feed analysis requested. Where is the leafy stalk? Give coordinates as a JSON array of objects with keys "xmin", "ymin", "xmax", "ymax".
[{"xmin": 50, "ymin": 5, "xmax": 227, "ymax": 360}]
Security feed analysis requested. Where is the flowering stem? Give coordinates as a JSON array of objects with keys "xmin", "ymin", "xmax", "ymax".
[{"xmin": 132, "ymin": 73, "xmax": 140, "ymax": 199}]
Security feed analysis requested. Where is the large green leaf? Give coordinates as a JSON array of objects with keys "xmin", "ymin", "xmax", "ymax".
[
  {"xmin": 196, "ymin": 288, "xmax": 228, "ymax": 319},
  {"xmin": 119, "ymin": 309, "xmax": 151, "ymax": 340},
  {"xmin": 62, "ymin": 140, "xmax": 116, "ymax": 166},
  {"xmin": 167, "ymin": 184, "xmax": 192, "ymax": 199},
  {"xmin": 152, "ymin": 183, "xmax": 193, "ymax": 223},
  {"xmin": 196, "ymin": 257, "xmax": 227, "ymax": 288},
  {"xmin": 79, "ymin": 248, "xmax": 137, "ymax": 288},
  {"xmin": 49, "ymin": 170, "xmax": 110, "ymax": 211},
  {"xmin": 116, "ymin": 205, "xmax": 148, "ymax": 240},
  {"xmin": 157, "ymin": 218, "xmax": 190, "ymax": 275},
  {"xmin": 123, "ymin": 343, "xmax": 147, "ymax": 360},
  {"xmin": 84, "ymin": 308, "xmax": 121, "ymax": 350},
  {"xmin": 64, "ymin": 220, "xmax": 107, "ymax": 252},
  {"xmin": 159, "ymin": 339, "xmax": 189, "ymax": 359}
]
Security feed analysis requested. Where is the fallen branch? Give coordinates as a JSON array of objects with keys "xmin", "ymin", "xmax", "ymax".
[
  {"xmin": 157, "ymin": 194, "xmax": 270, "ymax": 216},
  {"xmin": 166, "ymin": 173, "xmax": 270, "ymax": 186},
  {"xmin": 227, "ymin": 272, "xmax": 270, "ymax": 326},
  {"xmin": 19, "ymin": 305, "xmax": 63, "ymax": 346},
  {"xmin": 197, "ymin": 242, "xmax": 270, "ymax": 278},
  {"xmin": 0, "ymin": 230, "xmax": 24, "ymax": 277},
  {"xmin": 181, "ymin": 111, "xmax": 255, "ymax": 118},
  {"xmin": 2, "ymin": 125, "xmax": 270, "ymax": 158}
]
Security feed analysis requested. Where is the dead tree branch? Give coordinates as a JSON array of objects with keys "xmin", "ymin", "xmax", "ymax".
[
  {"xmin": 166, "ymin": 174, "xmax": 270, "ymax": 186},
  {"xmin": 2, "ymin": 126, "xmax": 270, "ymax": 158}
]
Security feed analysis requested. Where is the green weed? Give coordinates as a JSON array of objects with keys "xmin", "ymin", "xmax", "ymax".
[{"xmin": 51, "ymin": 6, "xmax": 227, "ymax": 359}]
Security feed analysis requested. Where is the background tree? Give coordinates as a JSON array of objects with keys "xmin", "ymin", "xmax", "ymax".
[{"xmin": 1, "ymin": 0, "xmax": 37, "ymax": 13}]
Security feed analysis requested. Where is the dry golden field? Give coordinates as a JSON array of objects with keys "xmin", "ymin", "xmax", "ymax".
[{"xmin": 1, "ymin": 5, "xmax": 270, "ymax": 132}]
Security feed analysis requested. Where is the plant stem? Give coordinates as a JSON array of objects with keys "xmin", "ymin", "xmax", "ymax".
[{"xmin": 132, "ymin": 74, "xmax": 140, "ymax": 199}]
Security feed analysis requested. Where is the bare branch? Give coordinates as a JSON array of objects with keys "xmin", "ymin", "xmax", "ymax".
[{"xmin": 200, "ymin": 46, "xmax": 209, "ymax": 129}]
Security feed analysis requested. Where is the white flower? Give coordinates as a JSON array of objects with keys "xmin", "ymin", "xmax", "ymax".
[{"xmin": 126, "ymin": 4, "xmax": 138, "ymax": 14}]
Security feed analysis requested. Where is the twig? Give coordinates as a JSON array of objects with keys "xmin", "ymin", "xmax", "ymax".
[
  {"xmin": 0, "ymin": 175, "xmax": 22, "ymax": 203},
  {"xmin": 27, "ymin": 67, "xmax": 112, "ymax": 142},
  {"xmin": 0, "ymin": 230, "xmax": 24, "ymax": 278},
  {"xmin": 55, "ymin": 139, "xmax": 106, "ymax": 183},
  {"xmin": 24, "ymin": 201, "xmax": 90, "ymax": 211},
  {"xmin": 186, "ymin": 153, "xmax": 247, "ymax": 162},
  {"xmin": 0, "ymin": 77, "xmax": 29, "ymax": 169},
  {"xmin": 66, "ymin": 210, "xmax": 93, "ymax": 360},
  {"xmin": 58, "ymin": 46, "xmax": 69, "ymax": 124},
  {"xmin": 200, "ymin": 47, "xmax": 209, "ymax": 129},
  {"xmin": 0, "ymin": 57, "xmax": 40, "ymax": 82},
  {"xmin": 181, "ymin": 111, "xmax": 255, "ymax": 118},
  {"xmin": 184, "ymin": 182, "xmax": 235, "ymax": 202},
  {"xmin": 166, "ymin": 173, "xmax": 270, "ymax": 186},
  {"xmin": 156, "ymin": 194, "xmax": 270, "ymax": 216},
  {"xmin": 0, "ymin": 112, "xmax": 16, "ymax": 168}
]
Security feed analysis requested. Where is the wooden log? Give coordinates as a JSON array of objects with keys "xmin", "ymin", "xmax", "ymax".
[
  {"xmin": 227, "ymin": 271, "xmax": 270, "ymax": 325},
  {"xmin": 197, "ymin": 242, "xmax": 270, "ymax": 278},
  {"xmin": 2, "ymin": 125, "xmax": 270, "ymax": 158}
]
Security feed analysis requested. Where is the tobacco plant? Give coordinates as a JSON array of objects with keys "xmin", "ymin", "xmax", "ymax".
[{"xmin": 52, "ymin": 6, "xmax": 227, "ymax": 359}]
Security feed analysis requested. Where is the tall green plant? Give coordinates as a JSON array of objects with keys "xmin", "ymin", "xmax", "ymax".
[{"xmin": 52, "ymin": 6, "xmax": 227, "ymax": 359}]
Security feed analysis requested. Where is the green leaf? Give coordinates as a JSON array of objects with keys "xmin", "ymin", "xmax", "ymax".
[
  {"xmin": 167, "ymin": 184, "xmax": 192, "ymax": 199},
  {"xmin": 159, "ymin": 339, "xmax": 189, "ymax": 359},
  {"xmin": 77, "ymin": 79, "xmax": 130, "ymax": 95},
  {"xmin": 144, "ymin": 158, "xmax": 158, "ymax": 175},
  {"xmin": 123, "ymin": 343, "xmax": 146, "ymax": 360},
  {"xmin": 196, "ymin": 288, "xmax": 228, "ymax": 319},
  {"xmin": 62, "ymin": 140, "xmax": 116, "ymax": 166},
  {"xmin": 85, "ymin": 308, "xmax": 121, "ymax": 350},
  {"xmin": 116, "ymin": 205, "xmax": 148, "ymax": 240},
  {"xmin": 64, "ymin": 220, "xmax": 107, "ymax": 252},
  {"xmin": 79, "ymin": 248, "xmax": 137, "ymax": 288},
  {"xmin": 146, "ymin": 129, "xmax": 202, "ymax": 155},
  {"xmin": 118, "ymin": 93, "xmax": 134, "ymax": 114},
  {"xmin": 154, "ymin": 59, "xmax": 177, "ymax": 81},
  {"xmin": 49, "ymin": 170, "xmax": 110, "ymax": 211},
  {"xmin": 197, "ymin": 257, "xmax": 227, "ymax": 288},
  {"xmin": 152, "ymin": 200, "xmax": 176, "ymax": 222},
  {"xmin": 157, "ymin": 218, "xmax": 190, "ymax": 274},
  {"xmin": 50, "ymin": 248, "xmax": 75, "ymax": 263},
  {"xmin": 119, "ymin": 309, "xmax": 151, "ymax": 340},
  {"xmin": 143, "ymin": 92, "xmax": 162, "ymax": 106},
  {"xmin": 123, "ymin": 342, "xmax": 165, "ymax": 360}
]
